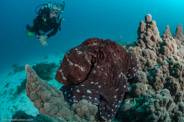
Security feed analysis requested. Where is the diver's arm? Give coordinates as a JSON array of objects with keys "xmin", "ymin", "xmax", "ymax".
[
  {"xmin": 47, "ymin": 25, "xmax": 59, "ymax": 38},
  {"xmin": 47, "ymin": 19, "xmax": 62, "ymax": 38}
]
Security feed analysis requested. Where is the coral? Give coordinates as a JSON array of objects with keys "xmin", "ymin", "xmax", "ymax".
[
  {"xmin": 136, "ymin": 14, "xmax": 162, "ymax": 51},
  {"xmin": 174, "ymin": 24, "xmax": 184, "ymax": 42},
  {"xmin": 145, "ymin": 14, "xmax": 152, "ymax": 23},
  {"xmin": 161, "ymin": 37, "xmax": 178, "ymax": 58},
  {"xmin": 11, "ymin": 110, "xmax": 66, "ymax": 122},
  {"xmin": 129, "ymin": 83, "xmax": 148, "ymax": 97},
  {"xmin": 129, "ymin": 14, "xmax": 181, "ymax": 71},
  {"xmin": 117, "ymin": 89, "xmax": 178, "ymax": 122},
  {"xmin": 119, "ymin": 88, "xmax": 184, "ymax": 122},
  {"xmin": 120, "ymin": 14, "xmax": 184, "ymax": 121},
  {"xmin": 71, "ymin": 100, "xmax": 98, "ymax": 121},
  {"xmin": 129, "ymin": 14, "xmax": 162, "ymax": 71},
  {"xmin": 12, "ymin": 64, "xmax": 25, "ymax": 73},
  {"xmin": 8, "ymin": 64, "xmax": 25, "ymax": 76},
  {"xmin": 55, "ymin": 38, "xmax": 139, "ymax": 120},
  {"xmin": 132, "ymin": 71, "xmax": 148, "ymax": 84},
  {"xmin": 14, "ymin": 79, "xmax": 27, "ymax": 96},
  {"xmin": 32, "ymin": 62, "xmax": 58, "ymax": 81},
  {"xmin": 129, "ymin": 46, "xmax": 158, "ymax": 71},
  {"xmin": 5, "ymin": 82, "xmax": 10, "ymax": 88},
  {"xmin": 162, "ymin": 25, "xmax": 172, "ymax": 39},
  {"xmin": 174, "ymin": 24, "xmax": 184, "ymax": 48},
  {"xmin": 25, "ymin": 65, "xmax": 98, "ymax": 121},
  {"xmin": 147, "ymin": 56, "xmax": 184, "ymax": 96},
  {"xmin": 11, "ymin": 110, "xmax": 34, "ymax": 121},
  {"xmin": 23, "ymin": 14, "xmax": 184, "ymax": 121}
]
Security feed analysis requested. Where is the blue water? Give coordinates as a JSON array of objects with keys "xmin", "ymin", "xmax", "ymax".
[{"xmin": 0, "ymin": 0, "xmax": 184, "ymax": 75}]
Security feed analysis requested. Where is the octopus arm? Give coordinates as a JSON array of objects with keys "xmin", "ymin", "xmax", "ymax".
[{"xmin": 127, "ymin": 52, "xmax": 140, "ymax": 79}]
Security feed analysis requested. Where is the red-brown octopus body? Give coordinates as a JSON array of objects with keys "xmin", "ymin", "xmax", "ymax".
[{"xmin": 55, "ymin": 38, "xmax": 139, "ymax": 120}]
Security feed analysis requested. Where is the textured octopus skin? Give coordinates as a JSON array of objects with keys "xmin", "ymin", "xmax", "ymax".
[{"xmin": 55, "ymin": 38, "xmax": 139, "ymax": 120}]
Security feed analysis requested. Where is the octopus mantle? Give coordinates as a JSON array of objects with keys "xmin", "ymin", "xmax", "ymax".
[{"xmin": 55, "ymin": 38, "xmax": 139, "ymax": 120}]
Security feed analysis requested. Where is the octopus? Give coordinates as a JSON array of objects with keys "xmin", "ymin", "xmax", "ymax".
[{"xmin": 55, "ymin": 38, "xmax": 139, "ymax": 120}]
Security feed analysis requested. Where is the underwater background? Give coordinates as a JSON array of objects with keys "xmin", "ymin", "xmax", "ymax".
[
  {"xmin": 1, "ymin": 0, "xmax": 184, "ymax": 121},
  {"xmin": 0, "ymin": 0, "xmax": 184, "ymax": 76}
]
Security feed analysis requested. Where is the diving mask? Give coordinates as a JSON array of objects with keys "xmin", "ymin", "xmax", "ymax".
[{"xmin": 50, "ymin": 6, "xmax": 62, "ymax": 16}]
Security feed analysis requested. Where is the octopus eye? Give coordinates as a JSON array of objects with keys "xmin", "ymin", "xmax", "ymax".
[
  {"xmin": 97, "ymin": 50, "xmax": 106, "ymax": 62},
  {"xmin": 91, "ymin": 56, "xmax": 96, "ymax": 64}
]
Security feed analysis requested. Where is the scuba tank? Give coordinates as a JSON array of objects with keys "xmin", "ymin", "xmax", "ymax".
[
  {"xmin": 35, "ymin": 2, "xmax": 53, "ymax": 15},
  {"xmin": 35, "ymin": 1, "xmax": 65, "ymax": 31},
  {"xmin": 35, "ymin": 1, "xmax": 65, "ymax": 16}
]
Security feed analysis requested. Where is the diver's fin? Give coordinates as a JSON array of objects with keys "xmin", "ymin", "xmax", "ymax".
[
  {"xmin": 27, "ymin": 31, "xmax": 34, "ymax": 37},
  {"xmin": 26, "ymin": 24, "xmax": 34, "ymax": 37}
]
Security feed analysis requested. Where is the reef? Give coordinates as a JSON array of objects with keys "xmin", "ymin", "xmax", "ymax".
[
  {"xmin": 118, "ymin": 14, "xmax": 184, "ymax": 122},
  {"xmin": 32, "ymin": 62, "xmax": 58, "ymax": 81},
  {"xmin": 8, "ymin": 64, "xmax": 25, "ymax": 76},
  {"xmin": 174, "ymin": 24, "xmax": 184, "ymax": 43},
  {"xmin": 22, "ymin": 14, "xmax": 184, "ymax": 121},
  {"xmin": 14, "ymin": 79, "xmax": 27, "ymax": 96}
]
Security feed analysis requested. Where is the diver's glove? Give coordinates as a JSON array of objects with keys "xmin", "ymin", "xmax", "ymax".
[{"xmin": 37, "ymin": 35, "xmax": 48, "ymax": 46}]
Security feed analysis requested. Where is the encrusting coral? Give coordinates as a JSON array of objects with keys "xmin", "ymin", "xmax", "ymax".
[{"xmin": 117, "ymin": 89, "xmax": 177, "ymax": 121}]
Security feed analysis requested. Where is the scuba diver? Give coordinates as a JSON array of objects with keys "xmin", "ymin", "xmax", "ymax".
[{"xmin": 26, "ymin": 1, "xmax": 65, "ymax": 46}]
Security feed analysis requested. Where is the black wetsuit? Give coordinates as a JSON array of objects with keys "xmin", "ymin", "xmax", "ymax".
[{"xmin": 32, "ymin": 7, "xmax": 61, "ymax": 38}]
